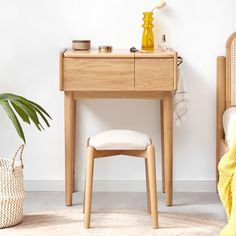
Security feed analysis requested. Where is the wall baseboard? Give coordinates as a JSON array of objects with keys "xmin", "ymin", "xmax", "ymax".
[{"xmin": 24, "ymin": 180, "xmax": 216, "ymax": 192}]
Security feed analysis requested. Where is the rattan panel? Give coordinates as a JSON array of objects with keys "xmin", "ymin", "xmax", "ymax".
[{"xmin": 231, "ymin": 38, "xmax": 236, "ymax": 105}]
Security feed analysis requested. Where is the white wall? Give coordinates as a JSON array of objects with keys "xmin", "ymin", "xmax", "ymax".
[{"xmin": 0, "ymin": 0, "xmax": 236, "ymax": 191}]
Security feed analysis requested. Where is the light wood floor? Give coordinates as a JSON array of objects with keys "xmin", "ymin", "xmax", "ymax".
[{"xmin": 24, "ymin": 192, "xmax": 226, "ymax": 222}]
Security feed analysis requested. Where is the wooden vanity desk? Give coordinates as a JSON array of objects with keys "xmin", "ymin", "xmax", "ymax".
[{"xmin": 60, "ymin": 48, "xmax": 178, "ymax": 207}]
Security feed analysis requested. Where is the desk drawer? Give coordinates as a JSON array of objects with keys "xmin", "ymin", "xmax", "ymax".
[
  {"xmin": 135, "ymin": 58, "xmax": 174, "ymax": 91},
  {"xmin": 64, "ymin": 58, "xmax": 134, "ymax": 91}
]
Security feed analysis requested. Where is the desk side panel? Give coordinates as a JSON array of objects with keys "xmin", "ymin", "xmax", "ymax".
[{"xmin": 60, "ymin": 49, "xmax": 66, "ymax": 91}]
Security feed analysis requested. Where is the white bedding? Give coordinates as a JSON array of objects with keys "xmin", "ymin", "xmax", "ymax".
[{"xmin": 223, "ymin": 107, "xmax": 236, "ymax": 148}]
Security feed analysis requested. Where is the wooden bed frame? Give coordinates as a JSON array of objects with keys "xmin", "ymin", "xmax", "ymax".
[{"xmin": 216, "ymin": 32, "xmax": 236, "ymax": 184}]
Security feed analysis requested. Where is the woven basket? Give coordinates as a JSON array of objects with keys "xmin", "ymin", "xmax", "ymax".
[{"xmin": 0, "ymin": 145, "xmax": 25, "ymax": 228}]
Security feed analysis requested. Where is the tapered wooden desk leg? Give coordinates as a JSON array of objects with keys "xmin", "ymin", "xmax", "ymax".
[
  {"xmin": 163, "ymin": 92, "xmax": 173, "ymax": 206},
  {"xmin": 160, "ymin": 100, "xmax": 165, "ymax": 193},
  {"xmin": 64, "ymin": 91, "xmax": 76, "ymax": 206},
  {"xmin": 145, "ymin": 158, "xmax": 151, "ymax": 214}
]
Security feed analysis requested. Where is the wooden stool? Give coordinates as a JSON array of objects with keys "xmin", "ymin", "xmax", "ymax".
[{"xmin": 83, "ymin": 130, "xmax": 158, "ymax": 229}]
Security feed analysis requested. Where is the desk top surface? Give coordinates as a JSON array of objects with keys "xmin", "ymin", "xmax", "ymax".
[{"xmin": 64, "ymin": 48, "xmax": 176, "ymax": 58}]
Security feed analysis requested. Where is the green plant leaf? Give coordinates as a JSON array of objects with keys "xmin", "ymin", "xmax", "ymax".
[
  {"xmin": 23, "ymin": 99, "xmax": 52, "ymax": 119},
  {"xmin": 17, "ymin": 98, "xmax": 51, "ymax": 127},
  {"xmin": 31, "ymin": 105, "xmax": 50, "ymax": 127},
  {"xmin": 0, "ymin": 100, "xmax": 26, "ymax": 143},
  {"xmin": 18, "ymin": 99, "xmax": 46, "ymax": 130},
  {"xmin": 11, "ymin": 101, "xmax": 30, "ymax": 124},
  {"xmin": 0, "ymin": 93, "xmax": 52, "ymax": 119},
  {"xmin": 11, "ymin": 99, "xmax": 42, "ymax": 131},
  {"xmin": 0, "ymin": 93, "xmax": 52, "ymax": 143}
]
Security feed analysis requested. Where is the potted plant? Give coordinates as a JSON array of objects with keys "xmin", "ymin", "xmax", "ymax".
[{"xmin": 0, "ymin": 93, "xmax": 51, "ymax": 228}]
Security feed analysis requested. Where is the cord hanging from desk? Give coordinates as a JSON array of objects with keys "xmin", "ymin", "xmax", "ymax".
[{"xmin": 174, "ymin": 56, "xmax": 189, "ymax": 126}]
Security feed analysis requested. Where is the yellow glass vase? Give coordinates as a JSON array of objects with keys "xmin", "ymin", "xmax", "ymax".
[{"xmin": 142, "ymin": 12, "xmax": 154, "ymax": 51}]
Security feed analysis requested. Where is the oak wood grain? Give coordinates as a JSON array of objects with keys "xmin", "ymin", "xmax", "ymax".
[
  {"xmin": 84, "ymin": 146, "xmax": 95, "ymax": 228},
  {"xmin": 135, "ymin": 59, "xmax": 174, "ymax": 91},
  {"xmin": 216, "ymin": 56, "xmax": 226, "ymax": 185},
  {"xmin": 147, "ymin": 145, "xmax": 158, "ymax": 228},
  {"xmin": 163, "ymin": 92, "xmax": 173, "ymax": 206},
  {"xmin": 64, "ymin": 58, "xmax": 134, "ymax": 91},
  {"xmin": 64, "ymin": 91, "xmax": 76, "ymax": 206},
  {"xmin": 59, "ymin": 49, "xmax": 66, "ymax": 91},
  {"xmin": 73, "ymin": 91, "xmax": 165, "ymax": 99},
  {"xmin": 64, "ymin": 48, "xmax": 175, "ymax": 58}
]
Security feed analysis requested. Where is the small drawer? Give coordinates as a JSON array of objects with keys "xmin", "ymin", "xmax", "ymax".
[
  {"xmin": 64, "ymin": 58, "xmax": 134, "ymax": 91},
  {"xmin": 135, "ymin": 58, "xmax": 174, "ymax": 91}
]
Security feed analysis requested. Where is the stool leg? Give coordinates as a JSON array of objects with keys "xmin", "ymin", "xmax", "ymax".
[
  {"xmin": 84, "ymin": 146, "xmax": 95, "ymax": 228},
  {"xmin": 145, "ymin": 159, "xmax": 151, "ymax": 214},
  {"xmin": 147, "ymin": 145, "xmax": 158, "ymax": 229}
]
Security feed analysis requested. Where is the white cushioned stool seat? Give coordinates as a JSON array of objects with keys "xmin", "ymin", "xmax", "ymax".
[{"xmin": 89, "ymin": 129, "xmax": 151, "ymax": 150}]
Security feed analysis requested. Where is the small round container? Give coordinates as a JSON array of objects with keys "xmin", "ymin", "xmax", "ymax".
[{"xmin": 72, "ymin": 40, "xmax": 91, "ymax": 50}]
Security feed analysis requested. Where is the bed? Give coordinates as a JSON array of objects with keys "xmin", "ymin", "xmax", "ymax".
[{"xmin": 216, "ymin": 32, "xmax": 236, "ymax": 183}]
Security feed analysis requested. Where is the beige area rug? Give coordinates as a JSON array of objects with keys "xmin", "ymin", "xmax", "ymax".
[{"xmin": 0, "ymin": 208, "xmax": 224, "ymax": 236}]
